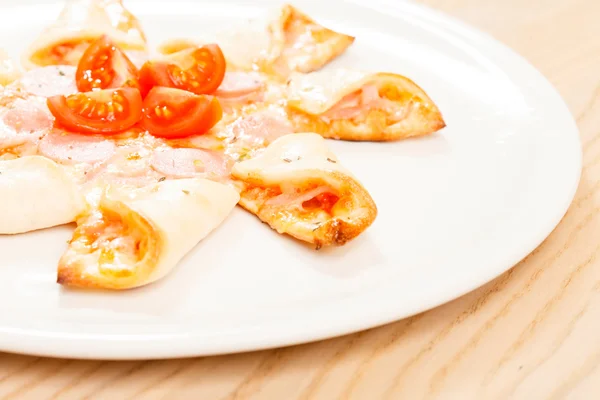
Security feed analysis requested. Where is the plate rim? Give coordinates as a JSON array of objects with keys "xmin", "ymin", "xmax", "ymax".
[{"xmin": 0, "ymin": 0, "xmax": 582, "ymax": 359}]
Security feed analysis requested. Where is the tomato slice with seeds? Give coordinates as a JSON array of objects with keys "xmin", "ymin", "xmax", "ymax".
[
  {"xmin": 141, "ymin": 87, "xmax": 222, "ymax": 139},
  {"xmin": 47, "ymin": 88, "xmax": 143, "ymax": 135},
  {"xmin": 139, "ymin": 44, "xmax": 226, "ymax": 96},
  {"xmin": 75, "ymin": 35, "xmax": 139, "ymax": 92}
]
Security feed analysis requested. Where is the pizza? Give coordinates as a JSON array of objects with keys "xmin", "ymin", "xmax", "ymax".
[
  {"xmin": 157, "ymin": 4, "xmax": 355, "ymax": 78},
  {"xmin": 231, "ymin": 133, "xmax": 377, "ymax": 248},
  {"xmin": 285, "ymin": 69, "xmax": 446, "ymax": 141},
  {"xmin": 57, "ymin": 178, "xmax": 239, "ymax": 289},
  {"xmin": 0, "ymin": 0, "xmax": 446, "ymax": 290}
]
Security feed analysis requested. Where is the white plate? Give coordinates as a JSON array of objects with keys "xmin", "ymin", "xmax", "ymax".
[{"xmin": 0, "ymin": 0, "xmax": 581, "ymax": 360}]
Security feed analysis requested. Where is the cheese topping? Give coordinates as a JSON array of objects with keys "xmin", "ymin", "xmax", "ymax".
[
  {"xmin": 286, "ymin": 68, "xmax": 425, "ymax": 120},
  {"xmin": 68, "ymin": 208, "xmax": 143, "ymax": 278},
  {"xmin": 0, "ymin": 49, "xmax": 21, "ymax": 86},
  {"xmin": 321, "ymin": 84, "xmax": 408, "ymax": 122},
  {"xmin": 157, "ymin": 4, "xmax": 351, "ymax": 77},
  {"xmin": 232, "ymin": 132, "xmax": 352, "ymax": 185},
  {"xmin": 286, "ymin": 69, "xmax": 370, "ymax": 114}
]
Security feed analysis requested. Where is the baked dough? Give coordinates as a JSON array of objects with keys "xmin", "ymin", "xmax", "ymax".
[
  {"xmin": 0, "ymin": 49, "xmax": 21, "ymax": 86},
  {"xmin": 231, "ymin": 133, "xmax": 377, "ymax": 248},
  {"xmin": 286, "ymin": 69, "xmax": 446, "ymax": 141},
  {"xmin": 0, "ymin": 156, "xmax": 84, "ymax": 234},
  {"xmin": 57, "ymin": 178, "xmax": 239, "ymax": 289},
  {"xmin": 22, "ymin": 0, "xmax": 147, "ymax": 69},
  {"xmin": 158, "ymin": 4, "xmax": 354, "ymax": 78}
]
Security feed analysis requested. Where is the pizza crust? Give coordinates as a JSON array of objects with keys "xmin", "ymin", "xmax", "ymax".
[
  {"xmin": 22, "ymin": 0, "xmax": 147, "ymax": 70},
  {"xmin": 0, "ymin": 49, "xmax": 21, "ymax": 86},
  {"xmin": 157, "ymin": 4, "xmax": 354, "ymax": 78},
  {"xmin": 285, "ymin": 69, "xmax": 446, "ymax": 141},
  {"xmin": 0, "ymin": 156, "xmax": 85, "ymax": 234},
  {"xmin": 57, "ymin": 178, "xmax": 239, "ymax": 289},
  {"xmin": 231, "ymin": 133, "xmax": 377, "ymax": 248}
]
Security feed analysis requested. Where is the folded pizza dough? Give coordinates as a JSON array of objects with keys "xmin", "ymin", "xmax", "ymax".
[
  {"xmin": 0, "ymin": 156, "xmax": 85, "ymax": 234},
  {"xmin": 158, "ymin": 4, "xmax": 354, "ymax": 78},
  {"xmin": 231, "ymin": 133, "xmax": 377, "ymax": 248},
  {"xmin": 22, "ymin": 0, "xmax": 147, "ymax": 70},
  {"xmin": 0, "ymin": 49, "xmax": 21, "ymax": 86},
  {"xmin": 57, "ymin": 178, "xmax": 239, "ymax": 290},
  {"xmin": 285, "ymin": 69, "xmax": 446, "ymax": 141}
]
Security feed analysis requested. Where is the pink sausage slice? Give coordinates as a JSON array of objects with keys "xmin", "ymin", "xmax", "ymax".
[
  {"xmin": 39, "ymin": 132, "xmax": 116, "ymax": 164},
  {"xmin": 19, "ymin": 66, "xmax": 78, "ymax": 98},
  {"xmin": 2, "ymin": 98, "xmax": 53, "ymax": 133},
  {"xmin": 214, "ymin": 72, "xmax": 263, "ymax": 98},
  {"xmin": 150, "ymin": 147, "xmax": 230, "ymax": 178},
  {"xmin": 227, "ymin": 111, "xmax": 294, "ymax": 146}
]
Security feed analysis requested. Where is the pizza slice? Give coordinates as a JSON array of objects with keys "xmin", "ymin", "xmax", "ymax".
[
  {"xmin": 0, "ymin": 156, "xmax": 85, "ymax": 234},
  {"xmin": 57, "ymin": 178, "xmax": 239, "ymax": 289},
  {"xmin": 285, "ymin": 69, "xmax": 446, "ymax": 141},
  {"xmin": 231, "ymin": 133, "xmax": 377, "ymax": 248},
  {"xmin": 158, "ymin": 4, "xmax": 354, "ymax": 78},
  {"xmin": 22, "ymin": 0, "xmax": 147, "ymax": 69}
]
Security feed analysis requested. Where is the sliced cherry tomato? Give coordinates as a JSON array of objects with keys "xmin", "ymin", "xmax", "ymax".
[
  {"xmin": 75, "ymin": 35, "xmax": 139, "ymax": 92},
  {"xmin": 141, "ymin": 87, "xmax": 222, "ymax": 138},
  {"xmin": 47, "ymin": 88, "xmax": 143, "ymax": 135},
  {"xmin": 139, "ymin": 62, "xmax": 166, "ymax": 97},
  {"xmin": 139, "ymin": 44, "xmax": 226, "ymax": 96}
]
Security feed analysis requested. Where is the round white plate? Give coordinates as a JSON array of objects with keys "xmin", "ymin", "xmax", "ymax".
[{"xmin": 0, "ymin": 0, "xmax": 581, "ymax": 360}]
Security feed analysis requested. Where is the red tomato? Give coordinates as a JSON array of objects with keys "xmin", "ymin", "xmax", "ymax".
[
  {"xmin": 141, "ymin": 87, "xmax": 222, "ymax": 138},
  {"xmin": 47, "ymin": 88, "xmax": 143, "ymax": 135},
  {"xmin": 303, "ymin": 193, "xmax": 340, "ymax": 214},
  {"xmin": 75, "ymin": 35, "xmax": 139, "ymax": 92},
  {"xmin": 139, "ymin": 44, "xmax": 226, "ymax": 96}
]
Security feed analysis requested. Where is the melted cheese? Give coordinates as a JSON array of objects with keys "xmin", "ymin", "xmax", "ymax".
[
  {"xmin": 285, "ymin": 68, "xmax": 446, "ymax": 141},
  {"xmin": 0, "ymin": 156, "xmax": 85, "ymax": 234},
  {"xmin": 68, "ymin": 208, "xmax": 140, "ymax": 278},
  {"xmin": 158, "ymin": 4, "xmax": 353, "ymax": 76},
  {"xmin": 58, "ymin": 178, "xmax": 240, "ymax": 289},
  {"xmin": 286, "ymin": 69, "xmax": 378, "ymax": 114},
  {"xmin": 0, "ymin": 50, "xmax": 21, "ymax": 86},
  {"xmin": 158, "ymin": 13, "xmax": 276, "ymax": 71},
  {"xmin": 231, "ymin": 133, "xmax": 355, "ymax": 185},
  {"xmin": 286, "ymin": 68, "xmax": 444, "ymax": 115},
  {"xmin": 231, "ymin": 133, "xmax": 377, "ymax": 247}
]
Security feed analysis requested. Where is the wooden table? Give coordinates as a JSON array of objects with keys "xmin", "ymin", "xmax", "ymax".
[{"xmin": 1, "ymin": 0, "xmax": 597, "ymax": 398}]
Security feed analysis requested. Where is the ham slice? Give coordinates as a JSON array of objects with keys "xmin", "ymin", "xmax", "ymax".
[
  {"xmin": 219, "ymin": 91, "xmax": 264, "ymax": 106},
  {"xmin": 150, "ymin": 147, "xmax": 231, "ymax": 179},
  {"xmin": 322, "ymin": 84, "xmax": 406, "ymax": 121},
  {"xmin": 215, "ymin": 72, "xmax": 264, "ymax": 98},
  {"xmin": 83, "ymin": 141, "xmax": 156, "ymax": 185},
  {"xmin": 215, "ymin": 71, "xmax": 265, "ymax": 106},
  {"xmin": 39, "ymin": 132, "xmax": 116, "ymax": 164},
  {"xmin": 0, "ymin": 124, "xmax": 30, "ymax": 152},
  {"xmin": 225, "ymin": 111, "xmax": 293, "ymax": 148},
  {"xmin": 265, "ymin": 186, "xmax": 333, "ymax": 208},
  {"xmin": 186, "ymin": 134, "xmax": 224, "ymax": 151},
  {"xmin": 0, "ymin": 97, "xmax": 52, "ymax": 154},
  {"xmin": 2, "ymin": 98, "xmax": 53, "ymax": 133},
  {"xmin": 17, "ymin": 66, "xmax": 77, "ymax": 98}
]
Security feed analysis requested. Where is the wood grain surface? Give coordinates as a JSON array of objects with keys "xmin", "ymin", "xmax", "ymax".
[{"xmin": 1, "ymin": 0, "xmax": 597, "ymax": 398}]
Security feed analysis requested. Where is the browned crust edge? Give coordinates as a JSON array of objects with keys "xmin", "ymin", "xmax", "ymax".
[
  {"xmin": 263, "ymin": 4, "xmax": 355, "ymax": 77},
  {"xmin": 287, "ymin": 73, "xmax": 446, "ymax": 142},
  {"xmin": 56, "ymin": 200, "xmax": 162, "ymax": 290},
  {"xmin": 236, "ymin": 169, "xmax": 378, "ymax": 249}
]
